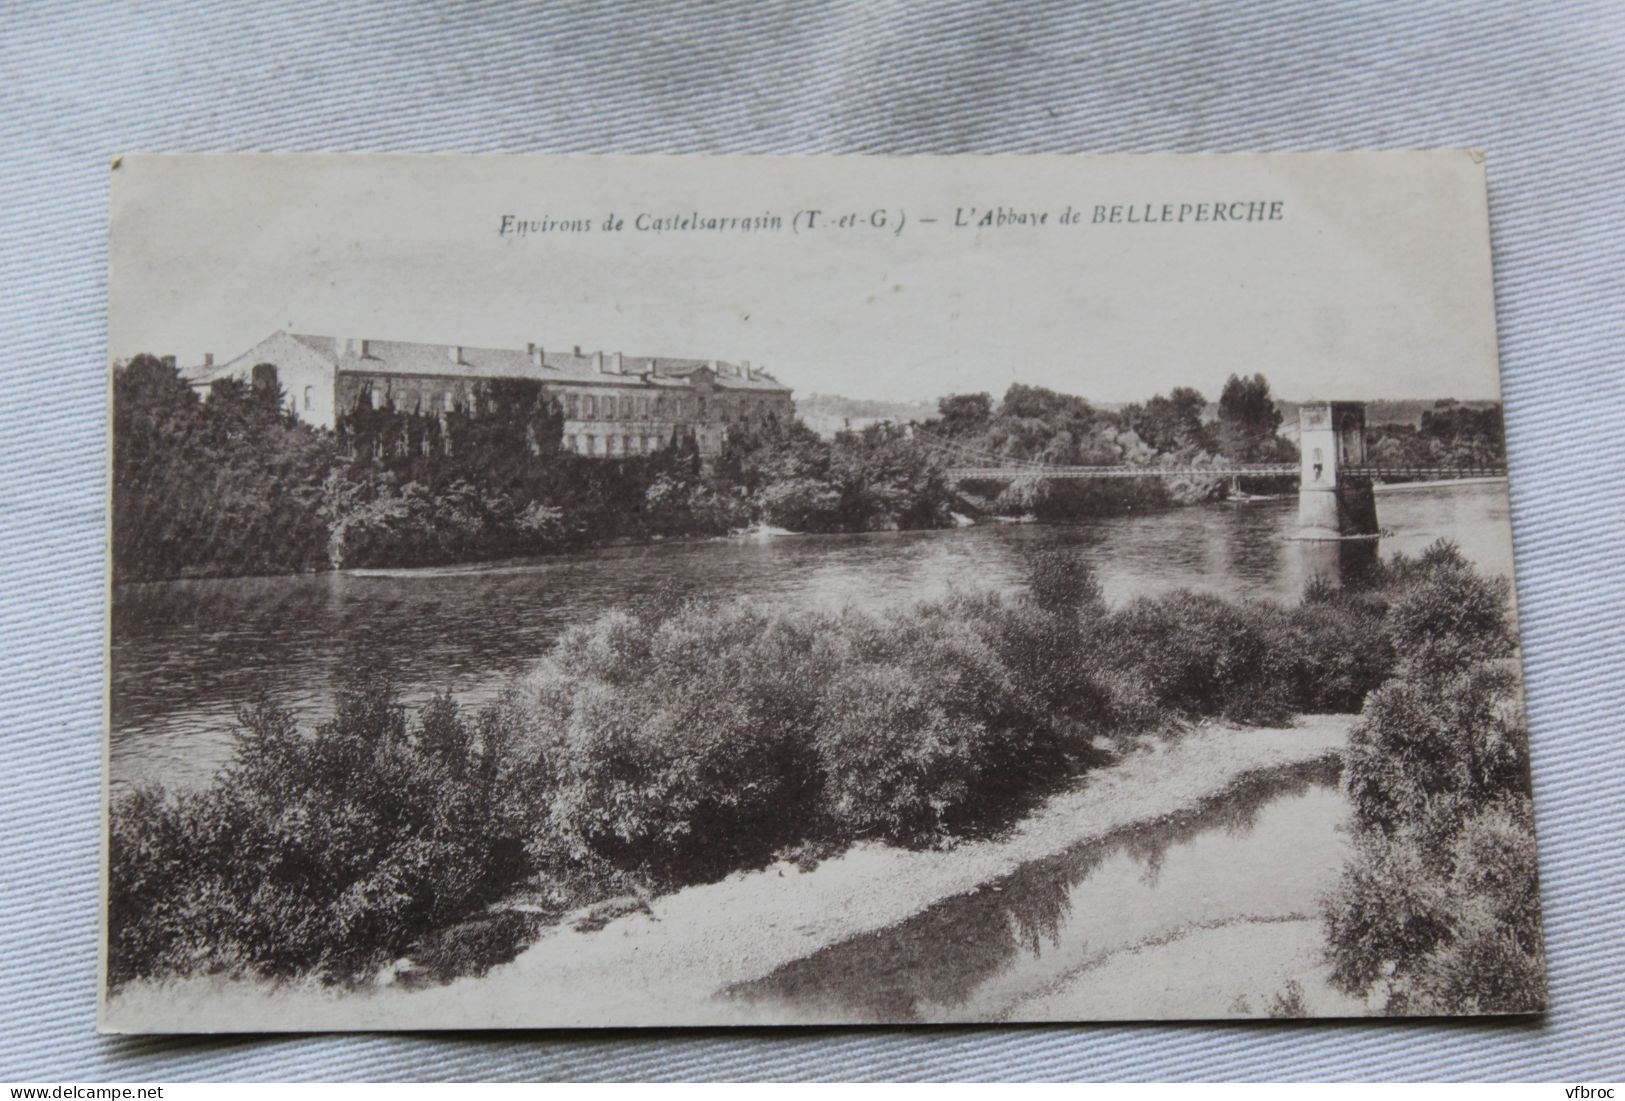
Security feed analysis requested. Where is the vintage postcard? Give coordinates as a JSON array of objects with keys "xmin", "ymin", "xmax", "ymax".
[{"xmin": 103, "ymin": 152, "xmax": 1544, "ymax": 1031}]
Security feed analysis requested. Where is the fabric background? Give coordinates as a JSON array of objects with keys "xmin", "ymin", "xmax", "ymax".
[{"xmin": 2, "ymin": 0, "xmax": 1622, "ymax": 1082}]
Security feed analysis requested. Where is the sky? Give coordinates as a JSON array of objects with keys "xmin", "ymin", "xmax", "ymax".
[{"xmin": 109, "ymin": 153, "xmax": 1505, "ymax": 405}]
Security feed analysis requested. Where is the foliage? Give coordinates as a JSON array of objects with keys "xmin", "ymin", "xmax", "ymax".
[
  {"xmin": 1022, "ymin": 546, "xmax": 1104, "ymax": 615},
  {"xmin": 1382, "ymin": 541, "xmax": 1515, "ymax": 678},
  {"xmin": 1322, "ymin": 542, "xmax": 1544, "ymax": 1015},
  {"xmin": 810, "ymin": 595, "xmax": 1066, "ymax": 843},
  {"xmin": 720, "ymin": 418, "xmax": 953, "ymax": 533},
  {"xmin": 116, "ymin": 354, "xmax": 1312, "ymax": 579},
  {"xmin": 1099, "ymin": 593, "xmax": 1302, "ymax": 725},
  {"xmin": 1215, "ymin": 373, "xmax": 1286, "ymax": 462},
  {"xmin": 1123, "ymin": 386, "xmax": 1209, "ymax": 453},
  {"xmin": 514, "ymin": 553, "xmax": 1396, "ymax": 872},
  {"xmin": 925, "ymin": 377, "xmax": 1298, "ymax": 520},
  {"xmin": 111, "ymin": 544, "xmax": 1434, "ymax": 988},
  {"xmin": 1364, "ymin": 402, "xmax": 1506, "ymax": 470},
  {"xmin": 1342, "ymin": 663, "xmax": 1528, "ymax": 843},
  {"xmin": 935, "ymin": 392, "xmax": 994, "ymax": 435},
  {"xmin": 519, "ymin": 601, "xmax": 829, "ymax": 885},
  {"xmin": 407, "ymin": 910, "xmax": 545, "ymax": 985},
  {"xmin": 107, "ymin": 679, "xmax": 534, "ymax": 987},
  {"xmin": 113, "ymin": 356, "xmax": 334, "ymax": 580}
]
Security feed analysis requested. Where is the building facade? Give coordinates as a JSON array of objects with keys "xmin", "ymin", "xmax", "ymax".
[{"xmin": 183, "ymin": 331, "xmax": 794, "ymax": 457}]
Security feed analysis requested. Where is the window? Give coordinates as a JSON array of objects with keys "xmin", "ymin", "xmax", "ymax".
[
  {"xmin": 303, "ymin": 385, "xmax": 313, "ymax": 410},
  {"xmin": 624, "ymin": 434, "xmax": 635, "ymax": 454},
  {"xmin": 565, "ymin": 434, "xmax": 576, "ymax": 452},
  {"xmin": 584, "ymin": 434, "xmax": 596, "ymax": 455},
  {"xmin": 620, "ymin": 396, "xmax": 633, "ymax": 419},
  {"xmin": 251, "ymin": 362, "xmax": 279, "ymax": 392}
]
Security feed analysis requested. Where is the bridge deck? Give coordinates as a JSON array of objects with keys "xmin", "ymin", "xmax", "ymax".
[
  {"xmin": 945, "ymin": 464, "xmax": 1506, "ymax": 481},
  {"xmin": 946, "ymin": 465, "xmax": 1297, "ymax": 479}
]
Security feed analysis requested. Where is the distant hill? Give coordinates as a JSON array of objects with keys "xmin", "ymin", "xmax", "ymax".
[
  {"xmin": 796, "ymin": 393, "xmax": 939, "ymax": 437},
  {"xmin": 1272, "ymin": 398, "xmax": 1501, "ymax": 440},
  {"xmin": 796, "ymin": 392, "xmax": 1498, "ymax": 438}
]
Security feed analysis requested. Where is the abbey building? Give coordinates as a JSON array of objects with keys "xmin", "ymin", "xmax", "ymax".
[{"xmin": 182, "ymin": 331, "xmax": 794, "ymax": 457}]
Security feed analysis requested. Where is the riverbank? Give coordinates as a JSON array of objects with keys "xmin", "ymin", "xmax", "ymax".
[{"xmin": 103, "ymin": 713, "xmax": 1353, "ymax": 1031}]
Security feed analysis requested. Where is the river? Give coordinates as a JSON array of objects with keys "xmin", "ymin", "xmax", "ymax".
[
  {"xmin": 110, "ymin": 481, "xmax": 1514, "ymax": 791},
  {"xmin": 722, "ymin": 758, "xmax": 1370, "ymax": 1021}
]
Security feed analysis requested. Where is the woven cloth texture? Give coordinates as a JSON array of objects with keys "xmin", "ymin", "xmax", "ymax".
[{"xmin": 2, "ymin": 0, "xmax": 1623, "ymax": 1082}]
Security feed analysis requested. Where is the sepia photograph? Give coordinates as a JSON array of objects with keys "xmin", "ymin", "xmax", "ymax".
[{"xmin": 101, "ymin": 152, "xmax": 1545, "ymax": 1031}]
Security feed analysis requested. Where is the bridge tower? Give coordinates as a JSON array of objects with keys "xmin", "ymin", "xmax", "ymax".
[{"xmin": 1297, "ymin": 401, "xmax": 1379, "ymax": 540}]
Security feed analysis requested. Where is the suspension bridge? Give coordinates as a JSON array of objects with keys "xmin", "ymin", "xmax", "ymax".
[{"xmin": 907, "ymin": 400, "xmax": 1506, "ymax": 540}]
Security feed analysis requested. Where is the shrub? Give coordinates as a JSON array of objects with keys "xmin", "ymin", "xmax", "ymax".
[
  {"xmin": 1322, "ymin": 797, "xmax": 1544, "ymax": 1014},
  {"xmin": 812, "ymin": 598, "xmax": 1060, "ymax": 844},
  {"xmin": 408, "ymin": 910, "xmax": 545, "ymax": 985},
  {"xmin": 1282, "ymin": 599, "xmax": 1397, "ymax": 713},
  {"xmin": 1022, "ymin": 547, "xmax": 1103, "ymax": 615},
  {"xmin": 113, "ymin": 543, "xmax": 1461, "ymax": 989},
  {"xmin": 518, "ymin": 589, "xmax": 1088, "ymax": 864},
  {"xmin": 1342, "ymin": 662, "xmax": 1528, "ymax": 840},
  {"xmin": 519, "ymin": 601, "xmax": 832, "ymax": 886},
  {"xmin": 1383, "ymin": 540, "xmax": 1514, "ymax": 678},
  {"xmin": 1322, "ymin": 546, "xmax": 1545, "ymax": 1015},
  {"xmin": 1097, "ymin": 592, "xmax": 1299, "ymax": 725},
  {"xmin": 107, "ymin": 679, "xmax": 535, "ymax": 987},
  {"xmin": 1281, "ymin": 581, "xmax": 1397, "ymax": 712}
]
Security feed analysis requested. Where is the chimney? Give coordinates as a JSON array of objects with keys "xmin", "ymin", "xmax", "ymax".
[
  {"xmin": 160, "ymin": 355, "xmax": 177, "ymax": 371},
  {"xmin": 740, "ymin": 359, "xmax": 752, "ymax": 380},
  {"xmin": 449, "ymin": 345, "xmax": 463, "ymax": 364},
  {"xmin": 202, "ymin": 352, "xmax": 214, "ymax": 369},
  {"xmin": 358, "ymin": 338, "xmax": 370, "ymax": 358},
  {"xmin": 573, "ymin": 344, "xmax": 581, "ymax": 357},
  {"xmin": 610, "ymin": 352, "xmax": 623, "ymax": 374},
  {"xmin": 593, "ymin": 351, "xmax": 606, "ymax": 373},
  {"xmin": 529, "ymin": 342, "xmax": 544, "ymax": 368}
]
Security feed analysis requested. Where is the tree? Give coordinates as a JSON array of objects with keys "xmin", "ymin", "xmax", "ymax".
[
  {"xmin": 1127, "ymin": 386, "xmax": 1208, "ymax": 452},
  {"xmin": 935, "ymin": 392, "xmax": 993, "ymax": 436},
  {"xmin": 1215, "ymin": 373, "xmax": 1284, "ymax": 462},
  {"xmin": 113, "ymin": 356, "xmax": 334, "ymax": 580}
]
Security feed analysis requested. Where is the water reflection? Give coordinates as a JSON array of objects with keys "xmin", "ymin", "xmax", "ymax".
[
  {"xmin": 111, "ymin": 482, "xmax": 1513, "ymax": 790},
  {"xmin": 722, "ymin": 758, "xmax": 1345, "ymax": 1022},
  {"xmin": 1296, "ymin": 537, "xmax": 1382, "ymax": 590}
]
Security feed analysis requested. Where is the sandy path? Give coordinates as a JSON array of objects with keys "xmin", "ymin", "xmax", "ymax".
[{"xmin": 103, "ymin": 714, "xmax": 1353, "ymax": 1032}]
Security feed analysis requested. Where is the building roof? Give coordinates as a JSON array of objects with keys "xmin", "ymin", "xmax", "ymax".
[{"xmin": 283, "ymin": 333, "xmax": 790, "ymax": 392}]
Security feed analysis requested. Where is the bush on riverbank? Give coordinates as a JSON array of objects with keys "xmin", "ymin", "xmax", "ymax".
[
  {"xmin": 112, "ymin": 548, "xmax": 1482, "ymax": 989},
  {"xmin": 514, "ymin": 551, "xmax": 1405, "ymax": 877},
  {"xmin": 108, "ymin": 678, "xmax": 534, "ymax": 987},
  {"xmin": 1321, "ymin": 541, "xmax": 1545, "ymax": 1015}
]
